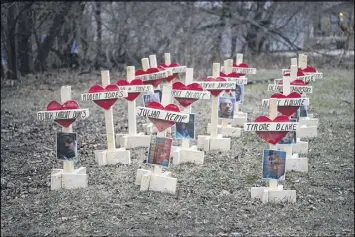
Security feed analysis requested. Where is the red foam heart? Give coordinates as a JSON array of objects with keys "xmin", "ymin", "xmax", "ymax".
[
  {"xmin": 233, "ymin": 63, "xmax": 249, "ymax": 68},
  {"xmin": 271, "ymin": 92, "xmax": 302, "ymax": 116},
  {"xmin": 204, "ymin": 77, "xmax": 228, "ymax": 96},
  {"xmin": 135, "ymin": 68, "xmax": 163, "ymax": 88},
  {"xmin": 232, "ymin": 63, "xmax": 249, "ymax": 76},
  {"xmin": 46, "ymin": 100, "xmax": 79, "ymax": 128},
  {"xmin": 172, "ymin": 82, "xmax": 203, "ymax": 107},
  {"xmin": 254, "ymin": 115, "xmax": 290, "ymax": 145},
  {"xmin": 220, "ymin": 72, "xmax": 240, "ymax": 78},
  {"xmin": 88, "ymin": 84, "xmax": 119, "ymax": 110},
  {"xmin": 147, "ymin": 102, "xmax": 180, "ymax": 132},
  {"xmin": 277, "ymin": 79, "xmax": 305, "ymax": 86},
  {"xmin": 283, "ymin": 68, "xmax": 304, "ymax": 77},
  {"xmin": 116, "ymin": 79, "xmax": 143, "ymax": 101},
  {"xmin": 302, "ymin": 65, "xmax": 317, "ymax": 73},
  {"xmin": 158, "ymin": 63, "xmax": 180, "ymax": 82}
]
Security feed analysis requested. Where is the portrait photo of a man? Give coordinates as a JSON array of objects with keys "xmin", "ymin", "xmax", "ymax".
[
  {"xmin": 279, "ymin": 118, "xmax": 297, "ymax": 145},
  {"xmin": 262, "ymin": 150, "xmax": 286, "ymax": 181},
  {"xmin": 218, "ymin": 97, "xmax": 235, "ymax": 119},
  {"xmin": 175, "ymin": 114, "xmax": 195, "ymax": 139},
  {"xmin": 143, "ymin": 90, "xmax": 162, "ymax": 107},
  {"xmin": 56, "ymin": 132, "xmax": 78, "ymax": 161},
  {"xmin": 234, "ymin": 84, "xmax": 244, "ymax": 104}
]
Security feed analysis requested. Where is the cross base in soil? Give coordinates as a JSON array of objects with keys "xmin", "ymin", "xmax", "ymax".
[
  {"xmin": 51, "ymin": 167, "xmax": 88, "ymax": 190},
  {"xmin": 94, "ymin": 149, "xmax": 131, "ymax": 166},
  {"xmin": 251, "ymin": 186, "xmax": 297, "ymax": 203},
  {"xmin": 197, "ymin": 134, "xmax": 231, "ymax": 151},
  {"xmin": 171, "ymin": 145, "xmax": 205, "ymax": 165}
]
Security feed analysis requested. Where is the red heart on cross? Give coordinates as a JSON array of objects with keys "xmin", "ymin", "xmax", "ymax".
[
  {"xmin": 220, "ymin": 72, "xmax": 240, "ymax": 78},
  {"xmin": 116, "ymin": 79, "xmax": 143, "ymax": 102},
  {"xmin": 283, "ymin": 68, "xmax": 304, "ymax": 77},
  {"xmin": 147, "ymin": 102, "xmax": 180, "ymax": 132},
  {"xmin": 233, "ymin": 63, "xmax": 249, "ymax": 68},
  {"xmin": 47, "ymin": 100, "xmax": 79, "ymax": 128},
  {"xmin": 302, "ymin": 65, "xmax": 317, "ymax": 73},
  {"xmin": 271, "ymin": 92, "xmax": 302, "ymax": 116},
  {"xmin": 254, "ymin": 115, "xmax": 290, "ymax": 145},
  {"xmin": 158, "ymin": 63, "xmax": 180, "ymax": 82},
  {"xmin": 277, "ymin": 79, "xmax": 305, "ymax": 86},
  {"xmin": 135, "ymin": 68, "xmax": 163, "ymax": 88},
  {"xmin": 172, "ymin": 82, "xmax": 203, "ymax": 107},
  {"xmin": 204, "ymin": 77, "xmax": 228, "ymax": 97},
  {"xmin": 88, "ymin": 84, "xmax": 119, "ymax": 110},
  {"xmin": 233, "ymin": 63, "xmax": 249, "ymax": 76}
]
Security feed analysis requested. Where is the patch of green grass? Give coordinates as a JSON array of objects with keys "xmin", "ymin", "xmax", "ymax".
[{"xmin": 1, "ymin": 69, "xmax": 354, "ymax": 236}]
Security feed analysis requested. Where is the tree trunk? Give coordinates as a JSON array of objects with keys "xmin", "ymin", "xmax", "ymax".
[
  {"xmin": 1, "ymin": 62, "xmax": 5, "ymax": 79},
  {"xmin": 17, "ymin": 3, "xmax": 34, "ymax": 75},
  {"xmin": 244, "ymin": 2, "xmax": 271, "ymax": 56},
  {"xmin": 212, "ymin": 1, "xmax": 231, "ymax": 62},
  {"xmin": 6, "ymin": 3, "xmax": 18, "ymax": 80},
  {"xmin": 35, "ymin": 3, "xmax": 73, "ymax": 72},
  {"xmin": 95, "ymin": 2, "xmax": 102, "ymax": 70}
]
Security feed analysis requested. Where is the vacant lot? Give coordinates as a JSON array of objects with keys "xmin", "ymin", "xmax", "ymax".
[{"xmin": 1, "ymin": 69, "xmax": 354, "ymax": 236}]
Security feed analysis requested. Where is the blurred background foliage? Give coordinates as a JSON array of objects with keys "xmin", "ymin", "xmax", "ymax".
[{"xmin": 1, "ymin": 1, "xmax": 354, "ymax": 81}]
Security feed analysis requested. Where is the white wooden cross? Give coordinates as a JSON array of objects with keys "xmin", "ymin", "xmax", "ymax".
[
  {"xmin": 267, "ymin": 98, "xmax": 283, "ymax": 191},
  {"xmin": 102, "ymin": 71, "xmax": 119, "ymax": 153},
  {"xmin": 149, "ymin": 54, "xmax": 173, "ymax": 137},
  {"xmin": 61, "ymin": 86, "xmax": 75, "ymax": 173},
  {"xmin": 81, "ymin": 71, "xmax": 131, "ymax": 165},
  {"xmin": 210, "ymin": 63, "xmax": 221, "ymax": 139},
  {"xmin": 36, "ymin": 86, "xmax": 89, "ymax": 190},
  {"xmin": 279, "ymin": 64, "xmax": 297, "ymax": 161},
  {"xmin": 127, "ymin": 66, "xmax": 138, "ymax": 136}
]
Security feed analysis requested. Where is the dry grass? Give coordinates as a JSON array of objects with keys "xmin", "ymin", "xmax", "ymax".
[{"xmin": 1, "ymin": 68, "xmax": 354, "ymax": 236}]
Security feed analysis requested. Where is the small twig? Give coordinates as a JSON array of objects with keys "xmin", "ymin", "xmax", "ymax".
[{"xmin": 341, "ymin": 100, "xmax": 353, "ymax": 106}]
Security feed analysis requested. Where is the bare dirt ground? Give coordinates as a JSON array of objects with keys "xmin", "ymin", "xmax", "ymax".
[{"xmin": 1, "ymin": 69, "xmax": 354, "ymax": 236}]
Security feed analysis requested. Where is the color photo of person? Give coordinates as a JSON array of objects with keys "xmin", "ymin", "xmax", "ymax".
[
  {"xmin": 279, "ymin": 118, "xmax": 297, "ymax": 145},
  {"xmin": 290, "ymin": 110, "xmax": 299, "ymax": 122},
  {"xmin": 234, "ymin": 84, "xmax": 244, "ymax": 104},
  {"xmin": 143, "ymin": 90, "xmax": 162, "ymax": 107},
  {"xmin": 298, "ymin": 104, "xmax": 308, "ymax": 117},
  {"xmin": 218, "ymin": 97, "xmax": 235, "ymax": 119},
  {"xmin": 56, "ymin": 132, "xmax": 78, "ymax": 161},
  {"xmin": 175, "ymin": 114, "xmax": 195, "ymax": 139},
  {"xmin": 262, "ymin": 149, "xmax": 286, "ymax": 181},
  {"xmin": 147, "ymin": 136, "xmax": 172, "ymax": 167}
]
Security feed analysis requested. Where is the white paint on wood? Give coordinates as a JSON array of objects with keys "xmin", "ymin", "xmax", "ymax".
[
  {"xmin": 136, "ymin": 107, "xmax": 189, "ymax": 123},
  {"xmin": 291, "ymin": 58, "xmax": 298, "ymax": 66},
  {"xmin": 236, "ymin": 53, "xmax": 243, "ymax": 65},
  {"xmin": 149, "ymin": 55, "xmax": 158, "ymax": 68},
  {"xmin": 267, "ymin": 84, "xmax": 313, "ymax": 94},
  {"xmin": 164, "ymin": 53, "xmax": 171, "ymax": 65},
  {"xmin": 181, "ymin": 68, "xmax": 194, "ymax": 149},
  {"xmin": 298, "ymin": 54, "xmax": 307, "ymax": 69},
  {"xmin": 127, "ymin": 66, "xmax": 137, "ymax": 136},
  {"xmin": 268, "ymin": 98, "xmax": 279, "ymax": 187},
  {"xmin": 210, "ymin": 63, "xmax": 220, "ymax": 138},
  {"xmin": 101, "ymin": 71, "xmax": 116, "ymax": 152},
  {"xmin": 171, "ymin": 90, "xmax": 210, "ymax": 99},
  {"xmin": 197, "ymin": 81, "xmax": 236, "ymax": 90},
  {"xmin": 60, "ymin": 86, "xmax": 74, "ymax": 172},
  {"xmin": 243, "ymin": 122, "xmax": 298, "ymax": 131},
  {"xmin": 141, "ymin": 58, "xmax": 150, "ymax": 71},
  {"xmin": 117, "ymin": 85, "xmax": 153, "ymax": 93},
  {"xmin": 81, "ymin": 91, "xmax": 127, "ymax": 101},
  {"xmin": 231, "ymin": 67, "xmax": 256, "ymax": 74},
  {"xmin": 37, "ymin": 109, "xmax": 90, "ymax": 121},
  {"xmin": 261, "ymin": 98, "xmax": 309, "ymax": 107}
]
